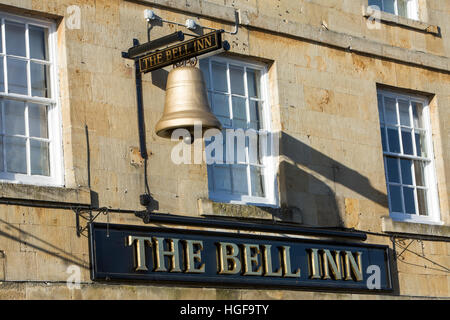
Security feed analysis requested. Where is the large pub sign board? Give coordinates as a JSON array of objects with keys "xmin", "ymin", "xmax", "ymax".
[{"xmin": 89, "ymin": 223, "xmax": 393, "ymax": 293}]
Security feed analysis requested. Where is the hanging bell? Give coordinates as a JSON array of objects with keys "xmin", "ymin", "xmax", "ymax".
[{"xmin": 155, "ymin": 66, "xmax": 222, "ymax": 139}]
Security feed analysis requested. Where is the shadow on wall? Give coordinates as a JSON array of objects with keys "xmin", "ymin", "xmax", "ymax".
[
  {"xmin": 277, "ymin": 132, "xmax": 388, "ymax": 227},
  {"xmin": 0, "ymin": 218, "xmax": 89, "ymax": 276}
]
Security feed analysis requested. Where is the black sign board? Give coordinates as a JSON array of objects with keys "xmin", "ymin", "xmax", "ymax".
[
  {"xmin": 89, "ymin": 223, "xmax": 393, "ymax": 293},
  {"xmin": 138, "ymin": 31, "xmax": 222, "ymax": 73}
]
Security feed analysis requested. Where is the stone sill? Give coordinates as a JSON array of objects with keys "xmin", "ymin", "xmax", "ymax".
[
  {"xmin": 381, "ymin": 216, "xmax": 450, "ymax": 240},
  {"xmin": 197, "ymin": 198, "xmax": 301, "ymax": 223},
  {"xmin": 363, "ymin": 7, "xmax": 440, "ymax": 35},
  {"xmin": 0, "ymin": 182, "xmax": 91, "ymax": 206}
]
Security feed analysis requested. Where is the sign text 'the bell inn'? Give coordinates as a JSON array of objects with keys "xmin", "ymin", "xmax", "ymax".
[
  {"xmin": 138, "ymin": 31, "xmax": 222, "ymax": 73},
  {"xmin": 89, "ymin": 223, "xmax": 393, "ymax": 292}
]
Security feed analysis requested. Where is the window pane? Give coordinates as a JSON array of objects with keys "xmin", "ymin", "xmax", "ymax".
[
  {"xmin": 380, "ymin": 126, "xmax": 387, "ymax": 151},
  {"xmin": 230, "ymin": 66, "xmax": 245, "ymax": 96},
  {"xmin": 398, "ymin": 100, "xmax": 410, "ymax": 126},
  {"xmin": 232, "ymin": 96, "xmax": 247, "ymax": 129},
  {"xmin": 5, "ymin": 136, "xmax": 27, "ymax": 174},
  {"xmin": 397, "ymin": 0, "xmax": 408, "ymax": 17},
  {"xmin": 247, "ymin": 133, "xmax": 262, "ymax": 165},
  {"xmin": 212, "ymin": 93, "xmax": 230, "ymax": 127},
  {"xmin": 4, "ymin": 100, "xmax": 25, "ymax": 135},
  {"xmin": 30, "ymin": 139, "xmax": 50, "ymax": 176},
  {"xmin": 387, "ymin": 128, "xmax": 400, "ymax": 153},
  {"xmin": 249, "ymin": 100, "xmax": 263, "ymax": 130},
  {"xmin": 377, "ymin": 94, "xmax": 384, "ymax": 123},
  {"xmin": 412, "ymin": 102, "xmax": 424, "ymax": 128},
  {"xmin": 383, "ymin": 0, "xmax": 395, "ymax": 14},
  {"xmin": 7, "ymin": 58, "xmax": 28, "ymax": 95},
  {"xmin": 31, "ymin": 62, "xmax": 50, "ymax": 97},
  {"xmin": 384, "ymin": 97, "xmax": 397, "ymax": 124},
  {"xmin": 28, "ymin": 103, "xmax": 48, "ymax": 138},
  {"xmin": 250, "ymin": 166, "xmax": 265, "ymax": 197},
  {"xmin": 403, "ymin": 187, "xmax": 416, "ymax": 214},
  {"xmin": 0, "ymin": 59, "xmax": 4, "ymax": 92},
  {"xmin": 400, "ymin": 159, "xmax": 413, "ymax": 185},
  {"xmin": 5, "ymin": 21, "xmax": 26, "ymax": 57},
  {"xmin": 414, "ymin": 160, "xmax": 425, "ymax": 187},
  {"xmin": 199, "ymin": 60, "xmax": 210, "ymax": 90},
  {"xmin": 211, "ymin": 62, "xmax": 228, "ymax": 92},
  {"xmin": 401, "ymin": 129, "xmax": 413, "ymax": 155},
  {"xmin": 226, "ymin": 131, "xmax": 246, "ymax": 165},
  {"xmin": 415, "ymin": 131, "xmax": 427, "ymax": 158},
  {"xmin": 231, "ymin": 164, "xmax": 248, "ymax": 195},
  {"xmin": 417, "ymin": 189, "xmax": 428, "ymax": 216},
  {"xmin": 29, "ymin": 25, "xmax": 48, "ymax": 61},
  {"xmin": 0, "ymin": 136, "xmax": 3, "ymax": 171},
  {"xmin": 212, "ymin": 165, "xmax": 231, "ymax": 192},
  {"xmin": 386, "ymin": 157, "xmax": 400, "ymax": 183},
  {"xmin": 389, "ymin": 185, "xmax": 403, "ymax": 212},
  {"xmin": 369, "ymin": 0, "xmax": 382, "ymax": 9},
  {"xmin": 247, "ymin": 69, "xmax": 261, "ymax": 98}
]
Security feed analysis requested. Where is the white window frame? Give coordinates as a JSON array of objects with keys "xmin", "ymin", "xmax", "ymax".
[
  {"xmin": 201, "ymin": 56, "xmax": 278, "ymax": 207},
  {"xmin": 369, "ymin": 0, "xmax": 419, "ymax": 20},
  {"xmin": 378, "ymin": 89, "xmax": 441, "ymax": 224},
  {"xmin": 0, "ymin": 12, "xmax": 63, "ymax": 187}
]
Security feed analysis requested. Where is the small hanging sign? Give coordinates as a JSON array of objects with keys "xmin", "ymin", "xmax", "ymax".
[{"xmin": 139, "ymin": 30, "xmax": 224, "ymax": 73}]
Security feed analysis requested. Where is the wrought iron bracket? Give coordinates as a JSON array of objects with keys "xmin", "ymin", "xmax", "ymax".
[
  {"xmin": 393, "ymin": 238, "xmax": 423, "ymax": 260},
  {"xmin": 75, "ymin": 207, "xmax": 110, "ymax": 238}
]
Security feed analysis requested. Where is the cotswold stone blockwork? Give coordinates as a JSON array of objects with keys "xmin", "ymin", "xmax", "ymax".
[{"xmin": 0, "ymin": 0, "xmax": 448, "ymax": 299}]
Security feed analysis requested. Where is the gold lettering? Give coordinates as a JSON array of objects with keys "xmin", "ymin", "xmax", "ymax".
[
  {"xmin": 322, "ymin": 249, "xmax": 342, "ymax": 280},
  {"xmin": 127, "ymin": 236, "xmax": 152, "ymax": 271},
  {"xmin": 218, "ymin": 242, "xmax": 241, "ymax": 275},
  {"xmin": 153, "ymin": 237, "xmax": 182, "ymax": 272},
  {"xmin": 262, "ymin": 245, "xmax": 282, "ymax": 277},
  {"xmin": 149, "ymin": 54, "xmax": 157, "ymax": 66},
  {"xmin": 196, "ymin": 39, "xmax": 205, "ymax": 50},
  {"xmin": 281, "ymin": 246, "xmax": 300, "ymax": 278},
  {"xmin": 308, "ymin": 248, "xmax": 321, "ymax": 279},
  {"xmin": 166, "ymin": 49, "xmax": 172, "ymax": 61},
  {"xmin": 184, "ymin": 240, "xmax": 205, "ymax": 274},
  {"xmin": 140, "ymin": 58, "xmax": 148, "ymax": 71},
  {"xmin": 156, "ymin": 53, "xmax": 163, "ymax": 64},
  {"xmin": 172, "ymin": 47, "xmax": 179, "ymax": 59},
  {"xmin": 343, "ymin": 251, "xmax": 363, "ymax": 281},
  {"xmin": 204, "ymin": 36, "xmax": 212, "ymax": 47},
  {"xmin": 243, "ymin": 244, "xmax": 263, "ymax": 276}
]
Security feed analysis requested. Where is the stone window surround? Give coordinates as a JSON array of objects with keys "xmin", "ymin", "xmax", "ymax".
[
  {"xmin": 377, "ymin": 90, "xmax": 441, "ymax": 225},
  {"xmin": 0, "ymin": 182, "xmax": 91, "ymax": 206},
  {"xmin": 363, "ymin": 6, "xmax": 440, "ymax": 35},
  {"xmin": 0, "ymin": 12, "xmax": 64, "ymax": 186},
  {"xmin": 0, "ymin": 9, "xmax": 90, "ymax": 208},
  {"xmin": 382, "ymin": 216, "xmax": 450, "ymax": 239}
]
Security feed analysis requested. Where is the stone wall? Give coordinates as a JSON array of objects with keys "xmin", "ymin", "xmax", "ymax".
[{"xmin": 0, "ymin": 0, "xmax": 448, "ymax": 299}]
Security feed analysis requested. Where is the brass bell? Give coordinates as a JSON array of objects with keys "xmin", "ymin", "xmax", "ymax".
[{"xmin": 155, "ymin": 66, "xmax": 222, "ymax": 139}]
